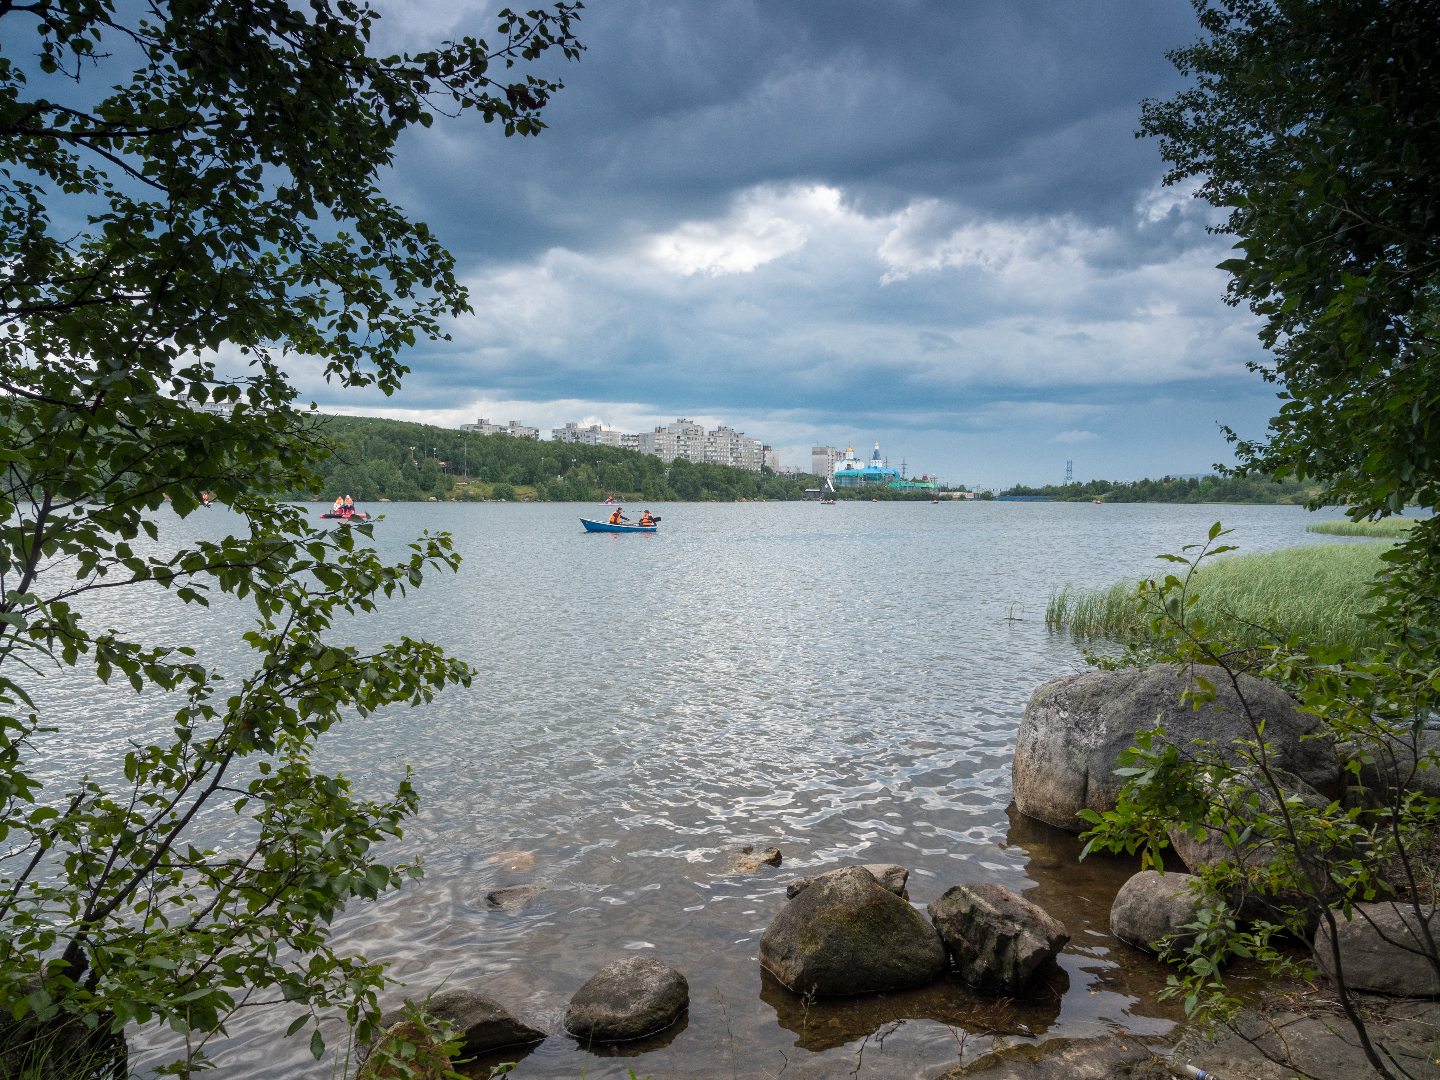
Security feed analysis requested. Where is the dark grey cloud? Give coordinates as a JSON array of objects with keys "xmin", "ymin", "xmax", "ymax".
[
  {"xmin": 390, "ymin": 0, "xmax": 1205, "ymax": 261},
  {"xmin": 318, "ymin": 0, "xmax": 1281, "ymax": 485}
]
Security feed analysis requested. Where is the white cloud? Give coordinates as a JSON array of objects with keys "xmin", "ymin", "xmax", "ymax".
[
  {"xmin": 1134, "ymin": 181, "xmax": 1217, "ymax": 224},
  {"xmin": 299, "ymin": 178, "xmax": 1265, "ymax": 489},
  {"xmin": 876, "ymin": 200, "xmax": 1074, "ymax": 284},
  {"xmin": 648, "ymin": 185, "xmax": 840, "ymax": 276}
]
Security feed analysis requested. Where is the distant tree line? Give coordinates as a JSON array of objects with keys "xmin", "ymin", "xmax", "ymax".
[{"xmin": 999, "ymin": 473, "xmax": 1321, "ymax": 504}]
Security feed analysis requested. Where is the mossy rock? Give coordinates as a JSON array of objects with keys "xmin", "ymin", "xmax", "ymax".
[{"xmin": 759, "ymin": 865, "xmax": 945, "ymax": 996}]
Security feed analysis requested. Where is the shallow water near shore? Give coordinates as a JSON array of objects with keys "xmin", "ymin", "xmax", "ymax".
[{"xmin": 32, "ymin": 500, "xmax": 1376, "ymax": 1078}]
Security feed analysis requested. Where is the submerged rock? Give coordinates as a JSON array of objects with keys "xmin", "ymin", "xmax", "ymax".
[
  {"xmin": 564, "ymin": 956, "xmax": 689, "ymax": 1042},
  {"xmin": 1014, "ymin": 664, "xmax": 1340, "ymax": 833},
  {"xmin": 927, "ymin": 883, "xmax": 1069, "ymax": 995},
  {"xmin": 730, "ymin": 846, "xmax": 783, "ymax": 872},
  {"xmin": 486, "ymin": 884, "xmax": 547, "ymax": 910},
  {"xmin": 786, "ymin": 863, "xmax": 909, "ymax": 900},
  {"xmin": 1314, "ymin": 903, "xmax": 1440, "ymax": 997},
  {"xmin": 375, "ymin": 990, "xmax": 546, "ymax": 1058},
  {"xmin": 1109, "ymin": 871, "xmax": 1202, "ymax": 954},
  {"xmin": 485, "ymin": 850, "xmax": 537, "ymax": 872},
  {"xmin": 760, "ymin": 865, "xmax": 946, "ymax": 996}
]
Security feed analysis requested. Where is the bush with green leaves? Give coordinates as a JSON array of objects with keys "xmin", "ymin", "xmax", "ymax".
[
  {"xmin": 1080, "ymin": 524, "xmax": 1440, "ymax": 1080},
  {"xmin": 0, "ymin": 0, "xmax": 581, "ymax": 1075}
]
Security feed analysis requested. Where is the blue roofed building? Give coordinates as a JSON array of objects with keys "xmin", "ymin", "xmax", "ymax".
[{"xmin": 832, "ymin": 442, "xmax": 901, "ymax": 487}]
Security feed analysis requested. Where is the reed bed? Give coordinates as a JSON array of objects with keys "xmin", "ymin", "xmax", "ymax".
[
  {"xmin": 1306, "ymin": 517, "xmax": 1420, "ymax": 538},
  {"xmin": 1047, "ymin": 542, "xmax": 1391, "ymax": 651}
]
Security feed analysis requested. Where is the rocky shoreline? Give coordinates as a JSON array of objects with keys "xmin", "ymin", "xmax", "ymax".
[{"xmin": 360, "ymin": 664, "xmax": 1438, "ymax": 1079}]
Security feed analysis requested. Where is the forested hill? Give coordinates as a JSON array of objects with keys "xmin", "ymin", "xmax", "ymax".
[
  {"xmin": 1000, "ymin": 474, "xmax": 1322, "ymax": 504},
  {"xmin": 304, "ymin": 413, "xmax": 820, "ymax": 502}
]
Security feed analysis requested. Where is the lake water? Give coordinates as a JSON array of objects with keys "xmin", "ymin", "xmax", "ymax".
[{"xmin": 34, "ymin": 500, "xmax": 1373, "ymax": 1079}]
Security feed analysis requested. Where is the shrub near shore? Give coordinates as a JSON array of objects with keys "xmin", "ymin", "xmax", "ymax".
[{"xmin": 1047, "ymin": 542, "xmax": 1388, "ymax": 651}]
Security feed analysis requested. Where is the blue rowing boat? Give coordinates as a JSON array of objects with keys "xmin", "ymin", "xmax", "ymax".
[{"xmin": 581, "ymin": 517, "xmax": 657, "ymax": 533}]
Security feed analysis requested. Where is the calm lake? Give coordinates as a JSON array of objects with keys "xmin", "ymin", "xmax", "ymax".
[{"xmin": 40, "ymin": 500, "xmax": 1372, "ymax": 1079}]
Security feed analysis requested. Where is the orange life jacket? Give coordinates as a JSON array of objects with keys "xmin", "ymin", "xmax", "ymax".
[{"xmin": 609, "ymin": 509, "xmax": 622, "ymax": 524}]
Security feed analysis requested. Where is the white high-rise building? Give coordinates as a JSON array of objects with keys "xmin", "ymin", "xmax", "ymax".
[
  {"xmin": 637, "ymin": 420, "xmax": 768, "ymax": 471},
  {"xmin": 637, "ymin": 419, "xmax": 705, "ymax": 463},
  {"xmin": 552, "ymin": 422, "xmax": 622, "ymax": 446},
  {"xmin": 811, "ymin": 446, "xmax": 843, "ymax": 478},
  {"xmin": 461, "ymin": 418, "xmax": 538, "ymax": 439}
]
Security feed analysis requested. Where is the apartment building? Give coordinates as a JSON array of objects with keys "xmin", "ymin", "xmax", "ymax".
[
  {"xmin": 552, "ymin": 422, "xmax": 623, "ymax": 446},
  {"xmin": 702, "ymin": 426, "xmax": 765, "ymax": 471},
  {"xmin": 636, "ymin": 420, "xmax": 767, "ymax": 471},
  {"xmin": 811, "ymin": 446, "xmax": 844, "ymax": 478},
  {"xmin": 762, "ymin": 445, "xmax": 779, "ymax": 471},
  {"xmin": 637, "ymin": 419, "xmax": 705, "ymax": 463},
  {"xmin": 461, "ymin": 418, "xmax": 539, "ymax": 439}
]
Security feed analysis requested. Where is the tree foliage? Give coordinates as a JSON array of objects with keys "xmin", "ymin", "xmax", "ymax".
[
  {"xmin": 0, "ymin": 0, "xmax": 580, "ymax": 1074},
  {"xmin": 1141, "ymin": 0, "xmax": 1440, "ymax": 613},
  {"xmin": 1081, "ymin": 526, "xmax": 1440, "ymax": 1080}
]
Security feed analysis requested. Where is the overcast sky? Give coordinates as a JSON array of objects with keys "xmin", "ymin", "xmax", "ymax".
[{"xmin": 312, "ymin": 0, "xmax": 1276, "ymax": 488}]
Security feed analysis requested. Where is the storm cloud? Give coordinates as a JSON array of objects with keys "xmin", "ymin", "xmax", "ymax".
[{"xmin": 316, "ymin": 0, "xmax": 1277, "ymax": 486}]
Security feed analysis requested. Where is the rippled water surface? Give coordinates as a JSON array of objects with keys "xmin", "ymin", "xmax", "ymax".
[{"xmin": 34, "ymin": 500, "xmax": 1370, "ymax": 1079}]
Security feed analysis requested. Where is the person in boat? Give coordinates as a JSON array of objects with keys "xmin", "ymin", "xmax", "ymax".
[
  {"xmin": 332, "ymin": 496, "xmax": 344, "ymax": 515},
  {"xmin": 637, "ymin": 510, "xmax": 655, "ymax": 527},
  {"xmin": 342, "ymin": 494, "xmax": 354, "ymax": 514},
  {"xmin": 608, "ymin": 506, "xmax": 629, "ymax": 525}
]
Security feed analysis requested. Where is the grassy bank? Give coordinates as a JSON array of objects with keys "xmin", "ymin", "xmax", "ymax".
[
  {"xmin": 1047, "ymin": 542, "xmax": 1389, "ymax": 651},
  {"xmin": 1307, "ymin": 517, "xmax": 1419, "ymax": 538}
]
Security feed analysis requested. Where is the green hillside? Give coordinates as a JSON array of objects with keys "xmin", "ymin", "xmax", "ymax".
[{"xmin": 306, "ymin": 413, "xmax": 808, "ymax": 502}]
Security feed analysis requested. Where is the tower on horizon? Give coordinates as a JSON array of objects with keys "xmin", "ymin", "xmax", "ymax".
[{"xmin": 1065, "ymin": 460, "xmax": 1074, "ymax": 486}]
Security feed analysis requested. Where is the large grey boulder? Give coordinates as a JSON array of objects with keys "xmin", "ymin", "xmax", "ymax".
[
  {"xmin": 786, "ymin": 863, "xmax": 908, "ymax": 900},
  {"xmin": 927, "ymin": 883, "xmax": 1070, "ymax": 994},
  {"xmin": 1110, "ymin": 871, "xmax": 1202, "ymax": 953},
  {"xmin": 760, "ymin": 865, "xmax": 946, "ymax": 996},
  {"xmin": 1168, "ymin": 769, "xmax": 1329, "ymax": 874},
  {"xmin": 1347, "ymin": 729, "xmax": 1440, "ymax": 802},
  {"xmin": 1014, "ymin": 664, "xmax": 1340, "ymax": 833},
  {"xmin": 563, "ymin": 957, "xmax": 689, "ymax": 1042},
  {"xmin": 1314, "ymin": 903, "xmax": 1440, "ymax": 997},
  {"xmin": 376, "ymin": 990, "xmax": 546, "ymax": 1057}
]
